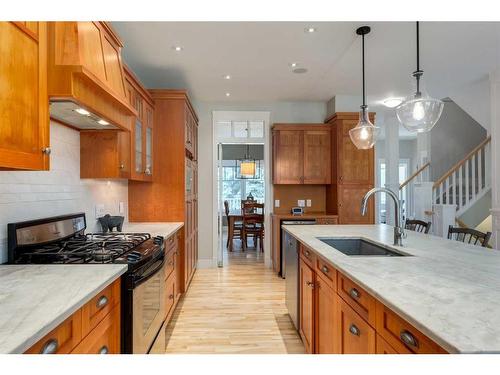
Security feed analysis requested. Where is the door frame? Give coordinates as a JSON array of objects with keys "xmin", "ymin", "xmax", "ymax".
[{"xmin": 212, "ymin": 111, "xmax": 272, "ymax": 268}]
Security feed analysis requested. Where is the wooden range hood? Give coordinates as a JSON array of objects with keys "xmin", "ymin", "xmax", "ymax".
[{"xmin": 47, "ymin": 22, "xmax": 135, "ymax": 131}]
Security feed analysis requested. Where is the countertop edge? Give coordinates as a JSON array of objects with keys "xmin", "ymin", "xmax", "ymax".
[
  {"xmin": 282, "ymin": 225, "xmax": 463, "ymax": 354},
  {"xmin": 9, "ymin": 265, "xmax": 127, "ymax": 354}
]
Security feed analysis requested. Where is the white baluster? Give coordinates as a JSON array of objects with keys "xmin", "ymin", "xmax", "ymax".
[
  {"xmin": 465, "ymin": 159, "xmax": 470, "ymax": 207},
  {"xmin": 472, "ymin": 153, "xmax": 476, "ymax": 201},
  {"xmin": 478, "ymin": 148, "xmax": 483, "ymax": 193},
  {"xmin": 458, "ymin": 164, "xmax": 463, "ymax": 211},
  {"xmin": 444, "ymin": 177, "xmax": 449, "ymax": 204},
  {"xmin": 451, "ymin": 171, "xmax": 456, "ymax": 206}
]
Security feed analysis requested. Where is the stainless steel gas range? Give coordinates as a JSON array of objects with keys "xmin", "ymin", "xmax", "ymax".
[{"xmin": 8, "ymin": 212, "xmax": 167, "ymax": 354}]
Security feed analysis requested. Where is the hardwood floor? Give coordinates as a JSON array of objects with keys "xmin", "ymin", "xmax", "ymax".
[{"xmin": 163, "ymin": 232, "xmax": 305, "ymax": 353}]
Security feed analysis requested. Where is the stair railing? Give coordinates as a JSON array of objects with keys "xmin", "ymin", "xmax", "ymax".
[
  {"xmin": 432, "ymin": 136, "xmax": 491, "ymax": 216},
  {"xmin": 399, "ymin": 162, "xmax": 430, "ymax": 219}
]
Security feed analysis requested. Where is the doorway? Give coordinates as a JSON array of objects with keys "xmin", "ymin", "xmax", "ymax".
[{"xmin": 212, "ymin": 111, "xmax": 271, "ymax": 268}]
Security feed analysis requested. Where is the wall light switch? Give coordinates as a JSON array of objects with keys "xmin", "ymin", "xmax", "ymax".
[
  {"xmin": 306, "ymin": 199, "xmax": 312, "ymax": 207},
  {"xmin": 95, "ymin": 204, "xmax": 105, "ymax": 218},
  {"xmin": 298, "ymin": 200, "xmax": 305, "ymax": 207},
  {"xmin": 274, "ymin": 199, "xmax": 280, "ymax": 208},
  {"xmin": 119, "ymin": 202, "xmax": 125, "ymax": 214}
]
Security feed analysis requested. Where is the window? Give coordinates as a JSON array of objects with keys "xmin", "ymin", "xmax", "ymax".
[
  {"xmin": 222, "ymin": 160, "xmax": 265, "ymax": 211},
  {"xmin": 216, "ymin": 120, "xmax": 265, "ymax": 140},
  {"xmin": 378, "ymin": 159, "xmax": 409, "ymax": 223}
]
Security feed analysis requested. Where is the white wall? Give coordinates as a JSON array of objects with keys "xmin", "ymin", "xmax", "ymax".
[
  {"xmin": 194, "ymin": 100, "xmax": 327, "ymax": 266},
  {"xmin": 0, "ymin": 122, "xmax": 128, "ymax": 263}
]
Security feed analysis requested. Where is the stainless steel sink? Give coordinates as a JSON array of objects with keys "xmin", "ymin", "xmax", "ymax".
[{"xmin": 318, "ymin": 238, "xmax": 408, "ymax": 257}]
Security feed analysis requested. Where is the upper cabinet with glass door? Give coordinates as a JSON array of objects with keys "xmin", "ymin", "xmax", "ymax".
[{"xmin": 124, "ymin": 66, "xmax": 154, "ymax": 182}]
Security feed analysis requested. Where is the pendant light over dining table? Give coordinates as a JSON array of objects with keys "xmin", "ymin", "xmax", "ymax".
[
  {"xmin": 396, "ymin": 22, "xmax": 444, "ymax": 132},
  {"xmin": 349, "ymin": 26, "xmax": 379, "ymax": 150}
]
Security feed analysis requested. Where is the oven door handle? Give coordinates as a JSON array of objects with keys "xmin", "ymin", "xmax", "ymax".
[{"xmin": 133, "ymin": 256, "xmax": 165, "ymax": 287}]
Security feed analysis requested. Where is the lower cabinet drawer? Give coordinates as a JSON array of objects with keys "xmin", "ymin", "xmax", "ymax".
[
  {"xmin": 71, "ymin": 305, "xmax": 120, "ymax": 354},
  {"xmin": 337, "ymin": 272, "xmax": 377, "ymax": 326},
  {"xmin": 164, "ymin": 248, "xmax": 176, "ymax": 280},
  {"xmin": 165, "ymin": 273, "xmax": 176, "ymax": 320},
  {"xmin": 376, "ymin": 334, "xmax": 398, "ymax": 354},
  {"xmin": 300, "ymin": 244, "xmax": 316, "ymax": 268},
  {"xmin": 316, "ymin": 217, "xmax": 338, "ymax": 225},
  {"xmin": 337, "ymin": 296, "xmax": 376, "ymax": 354},
  {"xmin": 315, "ymin": 256, "xmax": 336, "ymax": 290},
  {"xmin": 25, "ymin": 310, "xmax": 83, "ymax": 354},
  {"xmin": 81, "ymin": 279, "xmax": 120, "ymax": 337},
  {"xmin": 375, "ymin": 302, "xmax": 447, "ymax": 354}
]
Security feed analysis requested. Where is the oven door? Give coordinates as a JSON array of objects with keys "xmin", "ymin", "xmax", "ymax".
[{"xmin": 132, "ymin": 257, "xmax": 166, "ymax": 354}]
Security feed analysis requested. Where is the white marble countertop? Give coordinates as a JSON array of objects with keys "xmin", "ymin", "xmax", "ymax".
[
  {"xmin": 282, "ymin": 224, "xmax": 500, "ymax": 353},
  {"xmin": 121, "ymin": 222, "xmax": 184, "ymax": 238},
  {"xmin": 0, "ymin": 264, "xmax": 127, "ymax": 353}
]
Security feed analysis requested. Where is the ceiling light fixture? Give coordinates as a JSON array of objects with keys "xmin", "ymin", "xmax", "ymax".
[
  {"xmin": 225, "ymin": 92, "xmax": 231, "ymax": 97},
  {"xmin": 74, "ymin": 108, "xmax": 90, "ymax": 116},
  {"xmin": 173, "ymin": 46, "xmax": 183, "ymax": 52},
  {"xmin": 223, "ymin": 75, "xmax": 231, "ymax": 80},
  {"xmin": 349, "ymin": 26, "xmax": 379, "ymax": 150},
  {"xmin": 383, "ymin": 98, "xmax": 403, "ymax": 108},
  {"xmin": 289, "ymin": 62, "xmax": 298, "ymax": 68},
  {"xmin": 396, "ymin": 22, "xmax": 444, "ymax": 133},
  {"xmin": 97, "ymin": 119, "xmax": 109, "ymax": 126},
  {"xmin": 305, "ymin": 27, "xmax": 317, "ymax": 33}
]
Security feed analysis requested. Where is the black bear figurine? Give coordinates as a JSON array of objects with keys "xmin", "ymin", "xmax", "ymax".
[{"xmin": 98, "ymin": 214, "xmax": 124, "ymax": 233}]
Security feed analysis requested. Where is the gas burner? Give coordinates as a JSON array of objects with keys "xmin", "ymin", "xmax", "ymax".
[{"xmin": 91, "ymin": 248, "xmax": 114, "ymax": 263}]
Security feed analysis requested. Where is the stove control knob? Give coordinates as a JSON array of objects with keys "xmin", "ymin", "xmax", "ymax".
[{"xmin": 153, "ymin": 236, "xmax": 164, "ymax": 245}]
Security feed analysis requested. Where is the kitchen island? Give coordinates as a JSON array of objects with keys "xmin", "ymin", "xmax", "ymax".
[
  {"xmin": 0, "ymin": 264, "xmax": 127, "ymax": 353},
  {"xmin": 283, "ymin": 224, "xmax": 500, "ymax": 354}
]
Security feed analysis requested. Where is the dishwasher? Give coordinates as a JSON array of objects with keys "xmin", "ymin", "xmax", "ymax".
[{"xmin": 282, "ymin": 219, "xmax": 316, "ymax": 330}]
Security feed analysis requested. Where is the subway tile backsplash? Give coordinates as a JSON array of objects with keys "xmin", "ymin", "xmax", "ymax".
[{"xmin": 0, "ymin": 122, "xmax": 128, "ymax": 263}]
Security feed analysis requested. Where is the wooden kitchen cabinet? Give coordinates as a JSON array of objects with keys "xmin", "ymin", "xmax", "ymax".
[
  {"xmin": 25, "ymin": 279, "xmax": 121, "ymax": 354},
  {"xmin": 79, "ymin": 65, "xmax": 154, "ymax": 181},
  {"xmin": 272, "ymin": 124, "xmax": 331, "ymax": 185},
  {"xmin": 296, "ymin": 242, "xmax": 447, "ymax": 355},
  {"xmin": 0, "ymin": 22, "xmax": 50, "ymax": 171},
  {"xmin": 325, "ymin": 113, "xmax": 375, "ymax": 224},
  {"xmin": 337, "ymin": 296, "xmax": 376, "ymax": 354},
  {"xmin": 299, "ymin": 258, "xmax": 315, "ymax": 354}
]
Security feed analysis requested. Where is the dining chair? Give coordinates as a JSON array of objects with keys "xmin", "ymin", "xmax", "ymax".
[
  {"xmin": 405, "ymin": 219, "xmax": 431, "ymax": 234},
  {"xmin": 241, "ymin": 202, "xmax": 264, "ymax": 252},
  {"xmin": 224, "ymin": 200, "xmax": 242, "ymax": 251},
  {"xmin": 447, "ymin": 225, "xmax": 492, "ymax": 248}
]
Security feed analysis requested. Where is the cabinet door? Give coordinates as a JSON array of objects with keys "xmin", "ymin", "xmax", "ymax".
[
  {"xmin": 315, "ymin": 275, "xmax": 337, "ymax": 353},
  {"xmin": 144, "ymin": 103, "xmax": 153, "ymax": 179},
  {"xmin": 273, "ymin": 130, "xmax": 303, "ymax": 184},
  {"xmin": 337, "ymin": 297, "xmax": 376, "ymax": 354},
  {"xmin": 338, "ymin": 120, "xmax": 374, "ymax": 184},
  {"xmin": 303, "ymin": 130, "xmax": 331, "ymax": 184},
  {"xmin": 299, "ymin": 259, "xmax": 315, "ymax": 353},
  {"xmin": 0, "ymin": 22, "xmax": 49, "ymax": 170},
  {"xmin": 185, "ymin": 106, "xmax": 194, "ymax": 153},
  {"xmin": 338, "ymin": 185, "xmax": 374, "ymax": 224}
]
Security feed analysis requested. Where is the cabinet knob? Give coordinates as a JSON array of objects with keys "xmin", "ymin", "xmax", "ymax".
[
  {"xmin": 99, "ymin": 345, "xmax": 109, "ymax": 354},
  {"xmin": 40, "ymin": 338, "xmax": 58, "ymax": 354},
  {"xmin": 349, "ymin": 324, "xmax": 360, "ymax": 336},
  {"xmin": 96, "ymin": 295, "xmax": 109, "ymax": 309},
  {"xmin": 42, "ymin": 147, "xmax": 51, "ymax": 155},
  {"xmin": 305, "ymin": 250, "xmax": 310, "ymax": 257},
  {"xmin": 306, "ymin": 281, "xmax": 314, "ymax": 289},
  {"xmin": 400, "ymin": 330, "xmax": 419, "ymax": 349},
  {"xmin": 321, "ymin": 265, "xmax": 329, "ymax": 274},
  {"xmin": 349, "ymin": 288, "xmax": 360, "ymax": 300},
  {"xmin": 119, "ymin": 163, "xmax": 125, "ymax": 170}
]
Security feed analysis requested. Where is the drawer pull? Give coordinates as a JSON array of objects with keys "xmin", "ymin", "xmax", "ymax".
[
  {"xmin": 96, "ymin": 295, "xmax": 109, "ymax": 309},
  {"xmin": 306, "ymin": 281, "xmax": 315, "ymax": 289},
  {"xmin": 304, "ymin": 250, "xmax": 310, "ymax": 257},
  {"xmin": 99, "ymin": 345, "xmax": 109, "ymax": 354},
  {"xmin": 349, "ymin": 324, "xmax": 360, "ymax": 336},
  {"xmin": 168, "ymin": 260, "xmax": 174, "ymax": 266},
  {"xmin": 349, "ymin": 288, "xmax": 360, "ymax": 300},
  {"xmin": 321, "ymin": 265, "xmax": 329, "ymax": 274},
  {"xmin": 40, "ymin": 339, "xmax": 58, "ymax": 354},
  {"xmin": 400, "ymin": 330, "xmax": 419, "ymax": 349}
]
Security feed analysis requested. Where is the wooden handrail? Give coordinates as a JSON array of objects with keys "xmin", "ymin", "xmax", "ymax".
[
  {"xmin": 433, "ymin": 136, "xmax": 491, "ymax": 188},
  {"xmin": 399, "ymin": 162, "xmax": 430, "ymax": 190}
]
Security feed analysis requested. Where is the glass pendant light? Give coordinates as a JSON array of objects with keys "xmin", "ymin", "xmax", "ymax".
[
  {"xmin": 236, "ymin": 145, "xmax": 259, "ymax": 179},
  {"xmin": 396, "ymin": 22, "xmax": 444, "ymax": 132},
  {"xmin": 349, "ymin": 26, "xmax": 379, "ymax": 150}
]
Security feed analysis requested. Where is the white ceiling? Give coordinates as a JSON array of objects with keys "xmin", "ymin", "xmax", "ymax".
[{"xmin": 113, "ymin": 22, "xmax": 500, "ymax": 108}]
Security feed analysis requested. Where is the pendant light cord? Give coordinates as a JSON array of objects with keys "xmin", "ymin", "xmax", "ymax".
[
  {"xmin": 362, "ymin": 33, "xmax": 366, "ymax": 108},
  {"xmin": 414, "ymin": 21, "xmax": 422, "ymax": 95}
]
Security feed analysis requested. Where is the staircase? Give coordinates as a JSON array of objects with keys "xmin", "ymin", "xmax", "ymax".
[{"xmin": 432, "ymin": 136, "xmax": 491, "ymax": 217}]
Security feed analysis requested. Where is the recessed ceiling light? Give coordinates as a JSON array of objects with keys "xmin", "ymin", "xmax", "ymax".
[
  {"xmin": 75, "ymin": 108, "xmax": 90, "ymax": 116},
  {"xmin": 225, "ymin": 93, "xmax": 231, "ymax": 97},
  {"xmin": 97, "ymin": 119, "xmax": 109, "ymax": 126},
  {"xmin": 383, "ymin": 98, "xmax": 404, "ymax": 108},
  {"xmin": 172, "ymin": 46, "xmax": 183, "ymax": 52},
  {"xmin": 305, "ymin": 27, "xmax": 317, "ymax": 33},
  {"xmin": 289, "ymin": 62, "xmax": 298, "ymax": 68},
  {"xmin": 223, "ymin": 75, "xmax": 231, "ymax": 80}
]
